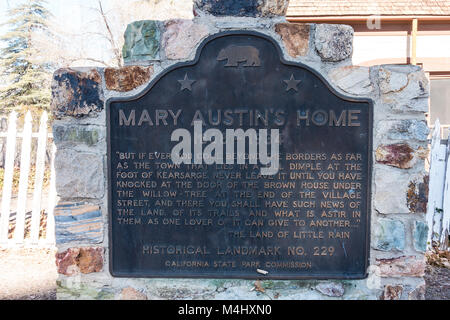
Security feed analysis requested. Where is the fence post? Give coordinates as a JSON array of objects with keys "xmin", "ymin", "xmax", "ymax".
[
  {"xmin": 440, "ymin": 133, "xmax": 450, "ymax": 250},
  {"xmin": 14, "ymin": 111, "xmax": 32, "ymax": 243},
  {"xmin": 29, "ymin": 111, "xmax": 48, "ymax": 244},
  {"xmin": 426, "ymin": 120, "xmax": 446, "ymax": 248},
  {"xmin": 0, "ymin": 111, "xmax": 17, "ymax": 243},
  {"xmin": 45, "ymin": 142, "xmax": 57, "ymax": 244}
]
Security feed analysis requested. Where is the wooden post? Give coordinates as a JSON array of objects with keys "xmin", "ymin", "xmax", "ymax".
[
  {"xmin": 0, "ymin": 111, "xmax": 17, "ymax": 243},
  {"xmin": 29, "ymin": 111, "xmax": 48, "ymax": 244},
  {"xmin": 426, "ymin": 120, "xmax": 446, "ymax": 248},
  {"xmin": 411, "ymin": 18, "xmax": 418, "ymax": 65},
  {"xmin": 14, "ymin": 111, "xmax": 32, "ymax": 243},
  {"xmin": 440, "ymin": 132, "xmax": 450, "ymax": 250},
  {"xmin": 45, "ymin": 142, "xmax": 57, "ymax": 244}
]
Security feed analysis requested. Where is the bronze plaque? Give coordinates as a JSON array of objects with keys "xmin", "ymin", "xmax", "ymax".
[{"xmin": 107, "ymin": 31, "xmax": 373, "ymax": 279}]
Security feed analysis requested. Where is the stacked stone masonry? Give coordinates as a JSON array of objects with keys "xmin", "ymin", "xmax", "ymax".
[{"xmin": 51, "ymin": 3, "xmax": 429, "ymax": 300}]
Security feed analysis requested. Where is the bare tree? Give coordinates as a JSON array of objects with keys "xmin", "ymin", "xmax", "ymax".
[{"xmin": 32, "ymin": 0, "xmax": 194, "ymax": 69}]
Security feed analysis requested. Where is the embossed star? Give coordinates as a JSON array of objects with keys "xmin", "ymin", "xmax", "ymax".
[
  {"xmin": 178, "ymin": 73, "xmax": 196, "ymax": 91},
  {"xmin": 283, "ymin": 74, "xmax": 301, "ymax": 92}
]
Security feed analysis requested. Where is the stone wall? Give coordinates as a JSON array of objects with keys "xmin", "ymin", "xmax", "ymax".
[{"xmin": 51, "ymin": 1, "xmax": 429, "ymax": 300}]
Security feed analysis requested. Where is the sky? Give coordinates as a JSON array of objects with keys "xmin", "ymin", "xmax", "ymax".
[
  {"xmin": 0, "ymin": 0, "xmax": 194, "ymax": 66},
  {"xmin": 0, "ymin": 0, "xmax": 119, "ymax": 65}
]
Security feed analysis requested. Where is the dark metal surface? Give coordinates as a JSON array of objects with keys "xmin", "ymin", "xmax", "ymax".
[{"xmin": 107, "ymin": 31, "xmax": 373, "ymax": 279}]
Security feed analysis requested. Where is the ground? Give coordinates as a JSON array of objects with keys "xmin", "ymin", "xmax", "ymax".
[
  {"xmin": 0, "ymin": 248, "xmax": 448, "ymax": 300},
  {"xmin": 424, "ymin": 265, "xmax": 450, "ymax": 300},
  {"xmin": 0, "ymin": 247, "xmax": 57, "ymax": 300}
]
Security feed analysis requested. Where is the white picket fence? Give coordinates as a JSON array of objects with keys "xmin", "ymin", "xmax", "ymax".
[
  {"xmin": 427, "ymin": 119, "xmax": 450, "ymax": 251},
  {"xmin": 0, "ymin": 111, "xmax": 56, "ymax": 247}
]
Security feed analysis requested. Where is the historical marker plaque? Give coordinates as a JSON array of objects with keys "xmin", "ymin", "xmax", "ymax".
[{"xmin": 107, "ymin": 31, "xmax": 373, "ymax": 279}]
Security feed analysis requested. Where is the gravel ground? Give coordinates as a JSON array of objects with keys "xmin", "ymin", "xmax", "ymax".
[
  {"xmin": 0, "ymin": 247, "xmax": 448, "ymax": 300},
  {"xmin": 0, "ymin": 247, "xmax": 57, "ymax": 300},
  {"xmin": 424, "ymin": 265, "xmax": 450, "ymax": 300}
]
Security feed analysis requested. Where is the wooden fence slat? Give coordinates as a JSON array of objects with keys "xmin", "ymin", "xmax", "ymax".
[
  {"xmin": 29, "ymin": 111, "xmax": 48, "ymax": 244},
  {"xmin": 440, "ymin": 133, "xmax": 450, "ymax": 250},
  {"xmin": 426, "ymin": 120, "xmax": 446, "ymax": 248},
  {"xmin": 0, "ymin": 111, "xmax": 17, "ymax": 243},
  {"xmin": 45, "ymin": 143, "xmax": 57, "ymax": 244},
  {"xmin": 14, "ymin": 112, "xmax": 32, "ymax": 243}
]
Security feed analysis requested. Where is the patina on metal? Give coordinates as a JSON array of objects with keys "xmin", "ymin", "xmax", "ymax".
[{"xmin": 107, "ymin": 31, "xmax": 373, "ymax": 279}]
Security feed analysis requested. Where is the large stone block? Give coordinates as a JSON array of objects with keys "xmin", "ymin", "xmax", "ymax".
[
  {"xmin": 376, "ymin": 120, "xmax": 429, "ymax": 142},
  {"xmin": 375, "ymin": 143, "xmax": 427, "ymax": 169},
  {"xmin": 194, "ymin": 0, "xmax": 289, "ymax": 17},
  {"xmin": 314, "ymin": 24, "xmax": 353, "ymax": 62},
  {"xmin": 406, "ymin": 175, "xmax": 429, "ymax": 214},
  {"xmin": 55, "ymin": 149, "xmax": 104, "ymax": 199},
  {"xmin": 315, "ymin": 282, "xmax": 345, "ymax": 297},
  {"xmin": 380, "ymin": 285, "xmax": 403, "ymax": 300},
  {"xmin": 378, "ymin": 66, "xmax": 429, "ymax": 114},
  {"xmin": 374, "ymin": 166, "xmax": 426, "ymax": 214},
  {"xmin": 51, "ymin": 68, "xmax": 104, "ymax": 118},
  {"xmin": 105, "ymin": 66, "xmax": 153, "ymax": 92},
  {"xmin": 53, "ymin": 124, "xmax": 103, "ymax": 147},
  {"xmin": 413, "ymin": 221, "xmax": 428, "ymax": 252},
  {"xmin": 123, "ymin": 20, "xmax": 160, "ymax": 63},
  {"xmin": 54, "ymin": 202, "xmax": 103, "ymax": 244},
  {"xmin": 55, "ymin": 247, "xmax": 104, "ymax": 276},
  {"xmin": 376, "ymin": 255, "xmax": 426, "ymax": 277},
  {"xmin": 329, "ymin": 66, "xmax": 372, "ymax": 95},
  {"xmin": 378, "ymin": 65, "xmax": 428, "ymax": 97},
  {"xmin": 373, "ymin": 218, "xmax": 405, "ymax": 251},
  {"xmin": 120, "ymin": 287, "xmax": 148, "ymax": 300},
  {"xmin": 274, "ymin": 23, "xmax": 310, "ymax": 57},
  {"xmin": 162, "ymin": 20, "xmax": 210, "ymax": 60}
]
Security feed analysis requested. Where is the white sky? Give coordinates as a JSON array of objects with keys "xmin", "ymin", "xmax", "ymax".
[
  {"xmin": 0, "ymin": 0, "xmax": 128, "ymax": 65},
  {"xmin": 0, "ymin": 0, "xmax": 194, "ymax": 66}
]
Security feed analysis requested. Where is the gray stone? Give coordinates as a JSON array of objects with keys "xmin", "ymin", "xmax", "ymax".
[
  {"xmin": 315, "ymin": 282, "xmax": 345, "ymax": 297},
  {"xmin": 329, "ymin": 66, "xmax": 373, "ymax": 95},
  {"xmin": 374, "ymin": 218, "xmax": 405, "ymax": 251},
  {"xmin": 374, "ymin": 166, "xmax": 412, "ymax": 214},
  {"xmin": 314, "ymin": 24, "xmax": 353, "ymax": 62},
  {"xmin": 162, "ymin": 20, "xmax": 210, "ymax": 60},
  {"xmin": 123, "ymin": 20, "xmax": 160, "ymax": 63},
  {"xmin": 51, "ymin": 68, "xmax": 104, "ymax": 118},
  {"xmin": 379, "ymin": 67, "xmax": 409, "ymax": 93},
  {"xmin": 376, "ymin": 120, "xmax": 429, "ymax": 142},
  {"xmin": 379, "ymin": 66, "xmax": 429, "ymax": 98},
  {"xmin": 55, "ymin": 149, "xmax": 104, "ymax": 199},
  {"xmin": 194, "ymin": 0, "xmax": 289, "ymax": 17},
  {"xmin": 54, "ymin": 202, "xmax": 103, "ymax": 244},
  {"xmin": 413, "ymin": 221, "xmax": 428, "ymax": 252},
  {"xmin": 53, "ymin": 125, "xmax": 103, "ymax": 147}
]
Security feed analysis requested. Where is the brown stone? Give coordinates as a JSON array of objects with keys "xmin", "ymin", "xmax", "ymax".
[
  {"xmin": 55, "ymin": 247, "xmax": 103, "ymax": 275},
  {"xmin": 275, "ymin": 23, "xmax": 310, "ymax": 57},
  {"xmin": 406, "ymin": 175, "xmax": 429, "ymax": 213},
  {"xmin": 121, "ymin": 287, "xmax": 148, "ymax": 300},
  {"xmin": 381, "ymin": 285, "xmax": 403, "ymax": 300},
  {"xmin": 105, "ymin": 66, "xmax": 153, "ymax": 92},
  {"xmin": 376, "ymin": 256, "xmax": 426, "ymax": 277},
  {"xmin": 55, "ymin": 248, "xmax": 80, "ymax": 276},
  {"xmin": 78, "ymin": 247, "xmax": 104, "ymax": 274},
  {"xmin": 376, "ymin": 143, "xmax": 415, "ymax": 169},
  {"xmin": 408, "ymin": 283, "xmax": 426, "ymax": 300},
  {"xmin": 51, "ymin": 68, "xmax": 104, "ymax": 118},
  {"xmin": 162, "ymin": 20, "xmax": 209, "ymax": 60}
]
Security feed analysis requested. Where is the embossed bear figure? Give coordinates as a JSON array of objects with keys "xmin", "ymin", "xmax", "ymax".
[{"xmin": 217, "ymin": 45, "xmax": 261, "ymax": 67}]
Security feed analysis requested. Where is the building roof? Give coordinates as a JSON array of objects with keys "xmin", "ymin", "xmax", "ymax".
[{"xmin": 286, "ymin": 0, "xmax": 450, "ymax": 17}]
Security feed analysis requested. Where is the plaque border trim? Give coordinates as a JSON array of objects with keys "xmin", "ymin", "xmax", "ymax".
[{"xmin": 106, "ymin": 30, "xmax": 373, "ymax": 280}]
